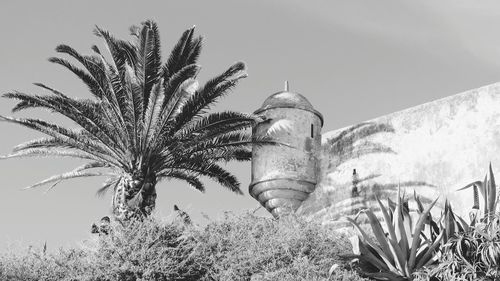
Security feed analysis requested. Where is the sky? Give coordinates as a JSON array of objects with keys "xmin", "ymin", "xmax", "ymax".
[{"xmin": 2, "ymin": 0, "xmax": 500, "ymax": 250}]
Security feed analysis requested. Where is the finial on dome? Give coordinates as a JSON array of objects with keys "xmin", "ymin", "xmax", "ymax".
[{"xmin": 284, "ymin": 81, "xmax": 289, "ymax": 92}]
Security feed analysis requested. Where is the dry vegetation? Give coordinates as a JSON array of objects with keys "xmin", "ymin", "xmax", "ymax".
[{"xmin": 0, "ymin": 213, "xmax": 368, "ymax": 281}]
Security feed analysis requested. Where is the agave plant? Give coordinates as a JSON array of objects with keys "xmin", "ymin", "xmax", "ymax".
[
  {"xmin": 0, "ymin": 20, "xmax": 264, "ymax": 221},
  {"xmin": 457, "ymin": 163, "xmax": 499, "ymax": 225},
  {"xmin": 347, "ymin": 189, "xmax": 442, "ymax": 281}
]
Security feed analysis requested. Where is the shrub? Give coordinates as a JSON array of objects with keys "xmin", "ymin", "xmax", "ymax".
[
  {"xmin": 0, "ymin": 213, "xmax": 368, "ymax": 281},
  {"xmin": 0, "ymin": 246, "xmax": 91, "ymax": 281},
  {"xmin": 196, "ymin": 212, "xmax": 359, "ymax": 280},
  {"xmin": 0, "ymin": 218, "xmax": 207, "ymax": 281},
  {"xmin": 430, "ymin": 215, "xmax": 500, "ymax": 280},
  {"xmin": 423, "ymin": 163, "xmax": 500, "ymax": 281}
]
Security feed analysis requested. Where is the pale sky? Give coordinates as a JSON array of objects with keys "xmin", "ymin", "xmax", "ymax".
[{"xmin": 2, "ymin": 0, "xmax": 500, "ymax": 250}]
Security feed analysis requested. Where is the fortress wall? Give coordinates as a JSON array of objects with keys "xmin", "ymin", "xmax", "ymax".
[{"xmin": 298, "ymin": 82, "xmax": 500, "ymax": 224}]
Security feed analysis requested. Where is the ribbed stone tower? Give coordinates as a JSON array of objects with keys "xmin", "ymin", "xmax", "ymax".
[{"xmin": 249, "ymin": 82, "xmax": 323, "ymax": 217}]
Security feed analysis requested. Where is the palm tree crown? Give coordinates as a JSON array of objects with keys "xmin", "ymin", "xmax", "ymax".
[{"xmin": 1, "ymin": 20, "xmax": 260, "ymax": 220}]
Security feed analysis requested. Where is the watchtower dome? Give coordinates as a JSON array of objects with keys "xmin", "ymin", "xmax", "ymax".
[{"xmin": 249, "ymin": 82, "xmax": 323, "ymax": 217}]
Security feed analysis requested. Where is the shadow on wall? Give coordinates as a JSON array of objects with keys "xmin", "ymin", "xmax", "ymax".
[
  {"xmin": 325, "ymin": 122, "xmax": 395, "ymax": 172},
  {"xmin": 298, "ymin": 121, "xmax": 439, "ymax": 226},
  {"xmin": 325, "ymin": 177, "xmax": 437, "ymax": 224}
]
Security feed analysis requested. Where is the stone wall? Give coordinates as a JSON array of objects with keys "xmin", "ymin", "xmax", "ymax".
[{"xmin": 298, "ymin": 82, "xmax": 500, "ymax": 226}]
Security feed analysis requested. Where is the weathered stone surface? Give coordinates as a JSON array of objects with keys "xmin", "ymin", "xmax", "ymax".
[
  {"xmin": 250, "ymin": 90, "xmax": 323, "ymax": 217},
  {"xmin": 298, "ymin": 82, "xmax": 500, "ymax": 224}
]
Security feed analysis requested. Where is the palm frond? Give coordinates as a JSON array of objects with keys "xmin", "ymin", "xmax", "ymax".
[
  {"xmin": 186, "ymin": 130, "xmax": 257, "ymax": 150},
  {"xmin": 163, "ymin": 26, "xmax": 197, "ymax": 79},
  {"xmin": 169, "ymin": 62, "xmax": 247, "ymax": 134},
  {"xmin": 0, "ymin": 116, "xmax": 123, "ymax": 167},
  {"xmin": 13, "ymin": 137, "xmax": 71, "ymax": 152},
  {"xmin": 160, "ymin": 170, "xmax": 205, "ymax": 192},
  {"xmin": 24, "ymin": 162, "xmax": 110, "ymax": 190},
  {"xmin": 122, "ymin": 63, "xmax": 143, "ymax": 152},
  {"xmin": 92, "ymin": 28, "xmax": 139, "ymax": 138},
  {"xmin": 33, "ymin": 83, "xmax": 67, "ymax": 98},
  {"xmin": 49, "ymin": 49, "xmax": 129, "ymax": 141},
  {"xmin": 1, "ymin": 148, "xmax": 101, "ymax": 161},
  {"xmin": 162, "ymin": 162, "xmax": 241, "ymax": 194},
  {"xmin": 188, "ymin": 147, "xmax": 252, "ymax": 163},
  {"xmin": 4, "ymin": 92, "xmax": 126, "ymax": 158},
  {"xmin": 174, "ymin": 111, "xmax": 257, "ymax": 140},
  {"xmin": 96, "ymin": 176, "xmax": 121, "ymax": 197},
  {"xmin": 141, "ymin": 79, "xmax": 164, "ymax": 150},
  {"xmin": 163, "ymin": 64, "xmax": 200, "ymax": 103},
  {"xmin": 48, "ymin": 57, "xmax": 103, "ymax": 98},
  {"xmin": 54, "ymin": 44, "xmax": 107, "ymax": 81},
  {"xmin": 135, "ymin": 20, "xmax": 162, "ymax": 107},
  {"xmin": 93, "ymin": 26, "xmax": 138, "ymax": 73},
  {"xmin": 152, "ymin": 78, "xmax": 198, "ymax": 146}
]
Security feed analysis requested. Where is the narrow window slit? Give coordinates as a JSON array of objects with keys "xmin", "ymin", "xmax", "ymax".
[{"xmin": 310, "ymin": 124, "xmax": 314, "ymax": 138}]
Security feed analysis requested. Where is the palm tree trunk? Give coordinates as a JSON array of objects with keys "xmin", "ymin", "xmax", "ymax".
[{"xmin": 112, "ymin": 174, "xmax": 157, "ymax": 221}]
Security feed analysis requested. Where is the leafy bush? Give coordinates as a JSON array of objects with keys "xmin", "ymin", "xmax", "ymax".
[
  {"xmin": 196, "ymin": 213, "xmax": 359, "ymax": 280},
  {"xmin": 421, "ymin": 163, "xmax": 500, "ymax": 280},
  {"xmin": 0, "ymin": 218, "xmax": 206, "ymax": 281},
  {"xmin": 0, "ymin": 246, "xmax": 92, "ymax": 281},
  {"xmin": 430, "ymin": 214, "xmax": 500, "ymax": 281},
  {"xmin": 0, "ymin": 213, "xmax": 368, "ymax": 281}
]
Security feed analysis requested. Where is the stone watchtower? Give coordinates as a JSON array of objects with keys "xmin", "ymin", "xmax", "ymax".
[{"xmin": 249, "ymin": 82, "xmax": 323, "ymax": 217}]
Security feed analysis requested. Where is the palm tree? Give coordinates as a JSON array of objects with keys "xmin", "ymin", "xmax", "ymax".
[{"xmin": 1, "ymin": 20, "xmax": 260, "ymax": 221}]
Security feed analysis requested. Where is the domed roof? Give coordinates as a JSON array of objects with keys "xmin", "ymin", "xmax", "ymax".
[
  {"xmin": 260, "ymin": 91, "xmax": 314, "ymax": 110},
  {"xmin": 255, "ymin": 89, "xmax": 323, "ymax": 126}
]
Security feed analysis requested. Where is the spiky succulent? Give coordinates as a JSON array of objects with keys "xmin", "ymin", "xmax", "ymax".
[
  {"xmin": 348, "ymin": 189, "xmax": 441, "ymax": 281},
  {"xmin": 458, "ymin": 163, "xmax": 499, "ymax": 224}
]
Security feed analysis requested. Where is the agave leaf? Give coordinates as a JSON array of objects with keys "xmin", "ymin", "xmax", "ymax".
[
  {"xmin": 389, "ymin": 238, "xmax": 408, "ymax": 276},
  {"xmin": 482, "ymin": 174, "xmax": 488, "ymax": 218},
  {"xmin": 415, "ymin": 191, "xmax": 436, "ymax": 240},
  {"xmin": 456, "ymin": 214, "xmax": 470, "ymax": 232},
  {"xmin": 415, "ymin": 230, "xmax": 444, "ymax": 269},
  {"xmin": 488, "ymin": 163, "xmax": 496, "ymax": 218},
  {"xmin": 443, "ymin": 200, "xmax": 456, "ymax": 243},
  {"xmin": 473, "ymin": 184, "xmax": 480, "ymax": 210},
  {"xmin": 394, "ymin": 187, "xmax": 410, "ymax": 262},
  {"xmin": 346, "ymin": 217, "xmax": 378, "ymax": 246},
  {"xmin": 377, "ymin": 197, "xmax": 398, "ymax": 243},
  {"xmin": 346, "ymin": 217, "xmax": 399, "ymax": 273},
  {"xmin": 401, "ymin": 200, "xmax": 413, "ymax": 247},
  {"xmin": 408, "ymin": 196, "xmax": 439, "ymax": 270},
  {"xmin": 457, "ymin": 181, "xmax": 483, "ymax": 192},
  {"xmin": 404, "ymin": 261, "xmax": 410, "ymax": 280},
  {"xmin": 447, "ymin": 201, "xmax": 465, "ymax": 234},
  {"xmin": 364, "ymin": 209, "xmax": 398, "ymax": 268},
  {"xmin": 413, "ymin": 243, "xmax": 430, "ymax": 267},
  {"xmin": 414, "ymin": 190, "xmax": 424, "ymax": 213},
  {"xmin": 375, "ymin": 196, "xmax": 407, "ymax": 274},
  {"xmin": 357, "ymin": 240, "xmax": 391, "ymax": 272}
]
